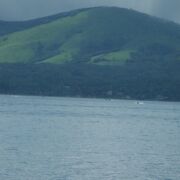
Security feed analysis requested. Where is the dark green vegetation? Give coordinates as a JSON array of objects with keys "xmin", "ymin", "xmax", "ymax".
[
  {"xmin": 0, "ymin": 7, "xmax": 180, "ymax": 100},
  {"xmin": 0, "ymin": 62, "xmax": 180, "ymax": 101}
]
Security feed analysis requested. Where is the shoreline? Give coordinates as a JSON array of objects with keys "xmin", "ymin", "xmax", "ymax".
[{"xmin": 0, "ymin": 93, "xmax": 179, "ymax": 103}]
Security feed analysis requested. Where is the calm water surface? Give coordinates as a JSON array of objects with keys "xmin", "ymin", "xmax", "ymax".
[{"xmin": 0, "ymin": 95, "xmax": 180, "ymax": 180}]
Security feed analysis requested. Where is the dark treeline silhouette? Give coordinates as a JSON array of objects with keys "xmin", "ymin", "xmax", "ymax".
[{"xmin": 0, "ymin": 58, "xmax": 179, "ymax": 101}]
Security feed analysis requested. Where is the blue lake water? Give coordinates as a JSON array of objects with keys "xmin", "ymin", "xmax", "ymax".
[{"xmin": 0, "ymin": 95, "xmax": 180, "ymax": 180}]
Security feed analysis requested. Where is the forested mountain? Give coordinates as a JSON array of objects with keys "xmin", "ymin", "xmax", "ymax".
[
  {"xmin": 0, "ymin": 7, "xmax": 180, "ymax": 64},
  {"xmin": 0, "ymin": 7, "xmax": 180, "ymax": 101}
]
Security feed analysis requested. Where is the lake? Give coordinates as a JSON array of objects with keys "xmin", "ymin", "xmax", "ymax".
[{"xmin": 0, "ymin": 95, "xmax": 180, "ymax": 180}]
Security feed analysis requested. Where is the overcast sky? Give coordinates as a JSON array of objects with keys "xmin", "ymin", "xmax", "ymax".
[{"xmin": 0, "ymin": 0, "xmax": 180, "ymax": 23}]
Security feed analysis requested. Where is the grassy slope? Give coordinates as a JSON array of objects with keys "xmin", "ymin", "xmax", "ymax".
[
  {"xmin": 90, "ymin": 50, "xmax": 134, "ymax": 65},
  {"xmin": 0, "ymin": 7, "xmax": 180, "ymax": 64},
  {"xmin": 0, "ymin": 9, "xmax": 88, "ymax": 36},
  {"xmin": 0, "ymin": 12, "xmax": 89, "ymax": 63}
]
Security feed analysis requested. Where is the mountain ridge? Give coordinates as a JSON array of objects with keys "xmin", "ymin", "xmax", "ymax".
[
  {"xmin": 0, "ymin": 7, "xmax": 180, "ymax": 101},
  {"xmin": 0, "ymin": 7, "xmax": 180, "ymax": 64},
  {"xmin": 0, "ymin": 8, "xmax": 90, "ymax": 36}
]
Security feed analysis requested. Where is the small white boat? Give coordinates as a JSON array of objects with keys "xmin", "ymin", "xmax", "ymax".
[{"xmin": 136, "ymin": 101, "xmax": 144, "ymax": 105}]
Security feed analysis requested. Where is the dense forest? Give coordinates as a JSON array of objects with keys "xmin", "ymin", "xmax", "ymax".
[{"xmin": 0, "ymin": 57, "xmax": 179, "ymax": 101}]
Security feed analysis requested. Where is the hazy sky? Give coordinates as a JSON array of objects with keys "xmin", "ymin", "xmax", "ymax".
[{"xmin": 0, "ymin": 0, "xmax": 180, "ymax": 23}]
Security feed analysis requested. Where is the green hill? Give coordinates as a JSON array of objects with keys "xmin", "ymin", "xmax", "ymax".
[
  {"xmin": 0, "ymin": 7, "xmax": 180, "ymax": 64},
  {"xmin": 0, "ymin": 7, "xmax": 180, "ymax": 101}
]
